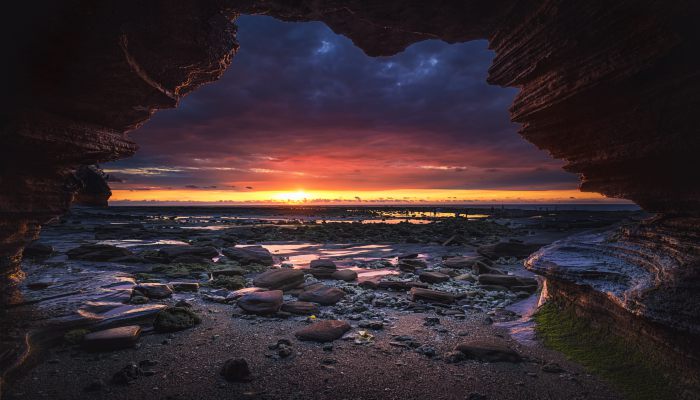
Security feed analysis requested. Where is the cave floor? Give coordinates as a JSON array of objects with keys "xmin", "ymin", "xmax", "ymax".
[{"xmin": 2, "ymin": 207, "xmax": 639, "ymax": 400}]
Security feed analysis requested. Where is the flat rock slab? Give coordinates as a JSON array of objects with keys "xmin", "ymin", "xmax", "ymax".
[
  {"xmin": 281, "ymin": 301, "xmax": 320, "ymax": 315},
  {"xmin": 253, "ymin": 269, "xmax": 304, "ymax": 290},
  {"xmin": 295, "ymin": 320, "xmax": 351, "ymax": 342},
  {"xmin": 238, "ymin": 290, "xmax": 283, "ymax": 315},
  {"xmin": 478, "ymin": 274, "xmax": 537, "ymax": 288},
  {"xmin": 455, "ymin": 340, "xmax": 523, "ymax": 363},
  {"xmin": 477, "ymin": 242, "xmax": 543, "ymax": 260},
  {"xmin": 410, "ymin": 287, "xmax": 457, "ymax": 304},
  {"xmin": 83, "ymin": 326, "xmax": 142, "ymax": 351},
  {"xmin": 419, "ymin": 271, "xmax": 450, "ymax": 283},
  {"xmin": 222, "ymin": 245, "xmax": 273, "ymax": 266},
  {"xmin": 298, "ymin": 285, "xmax": 345, "ymax": 305},
  {"xmin": 66, "ymin": 244, "xmax": 133, "ymax": 261},
  {"xmin": 134, "ymin": 283, "xmax": 173, "ymax": 299}
]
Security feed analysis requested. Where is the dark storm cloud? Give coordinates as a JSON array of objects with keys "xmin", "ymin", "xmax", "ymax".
[{"xmin": 105, "ymin": 15, "xmax": 577, "ymax": 192}]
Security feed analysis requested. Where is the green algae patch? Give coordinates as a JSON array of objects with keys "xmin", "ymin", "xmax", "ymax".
[
  {"xmin": 154, "ymin": 307, "xmax": 202, "ymax": 333},
  {"xmin": 534, "ymin": 303, "xmax": 677, "ymax": 400}
]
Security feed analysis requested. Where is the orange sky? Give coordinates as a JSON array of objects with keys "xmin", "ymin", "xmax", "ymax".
[{"xmin": 110, "ymin": 188, "xmax": 623, "ymax": 205}]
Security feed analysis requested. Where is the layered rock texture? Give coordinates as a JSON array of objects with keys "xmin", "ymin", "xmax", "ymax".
[{"xmin": 1, "ymin": 0, "xmax": 699, "ymax": 365}]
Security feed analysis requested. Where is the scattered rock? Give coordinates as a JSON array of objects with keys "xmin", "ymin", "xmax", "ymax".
[
  {"xmin": 170, "ymin": 281, "xmax": 200, "ymax": 292},
  {"xmin": 134, "ymin": 283, "xmax": 173, "ymax": 299},
  {"xmin": 377, "ymin": 280, "xmax": 429, "ymax": 291},
  {"xmin": 83, "ymin": 326, "xmax": 142, "ymax": 352},
  {"xmin": 83, "ymin": 379, "xmax": 105, "ymax": 392},
  {"xmin": 330, "ymin": 269, "xmax": 358, "ymax": 281},
  {"xmin": 222, "ymin": 246, "xmax": 273, "ymax": 266},
  {"xmin": 444, "ymin": 350, "xmax": 466, "ymax": 363},
  {"xmin": 299, "ymin": 285, "xmax": 346, "ymax": 305},
  {"xmin": 253, "ymin": 269, "xmax": 304, "ymax": 290},
  {"xmin": 212, "ymin": 268, "xmax": 246, "ymax": 277},
  {"xmin": 423, "ymin": 317, "xmax": 440, "ymax": 326},
  {"xmin": 442, "ymin": 255, "xmax": 492, "ymax": 269},
  {"xmin": 410, "ymin": 287, "xmax": 457, "ymax": 304},
  {"xmin": 111, "ymin": 363, "xmax": 141, "ymax": 385},
  {"xmin": 358, "ymin": 320, "xmax": 384, "ymax": 330},
  {"xmin": 153, "ymin": 307, "xmax": 202, "ymax": 332},
  {"xmin": 415, "ymin": 344, "xmax": 437, "ymax": 357},
  {"xmin": 541, "ymin": 362, "xmax": 565, "ymax": 373},
  {"xmin": 281, "ymin": 301, "xmax": 320, "ymax": 315},
  {"xmin": 295, "ymin": 320, "xmax": 351, "ymax": 342},
  {"xmin": 418, "ymin": 271, "xmax": 450, "ymax": 284},
  {"xmin": 220, "ymin": 358, "xmax": 251, "ymax": 382},
  {"xmin": 238, "ymin": 290, "xmax": 283, "ymax": 315}
]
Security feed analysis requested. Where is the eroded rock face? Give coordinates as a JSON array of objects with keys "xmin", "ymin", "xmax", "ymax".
[
  {"xmin": 73, "ymin": 165, "xmax": 112, "ymax": 207},
  {"xmin": 527, "ymin": 216, "xmax": 700, "ymax": 358}
]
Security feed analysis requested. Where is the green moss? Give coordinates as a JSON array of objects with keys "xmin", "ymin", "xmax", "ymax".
[
  {"xmin": 534, "ymin": 303, "xmax": 677, "ymax": 400},
  {"xmin": 153, "ymin": 307, "xmax": 202, "ymax": 333},
  {"xmin": 151, "ymin": 262, "xmax": 211, "ymax": 278},
  {"xmin": 64, "ymin": 329, "xmax": 90, "ymax": 345},
  {"xmin": 209, "ymin": 275, "xmax": 246, "ymax": 290}
]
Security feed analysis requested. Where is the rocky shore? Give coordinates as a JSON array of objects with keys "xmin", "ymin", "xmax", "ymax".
[{"xmin": 0, "ymin": 207, "xmax": 642, "ymax": 399}]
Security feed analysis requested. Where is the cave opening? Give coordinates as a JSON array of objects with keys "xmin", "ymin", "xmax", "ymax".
[{"xmin": 2, "ymin": 2, "xmax": 700, "ymax": 399}]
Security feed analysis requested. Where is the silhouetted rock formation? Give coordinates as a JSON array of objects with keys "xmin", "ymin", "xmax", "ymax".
[
  {"xmin": 73, "ymin": 165, "xmax": 112, "ymax": 207},
  {"xmin": 1, "ymin": 0, "xmax": 699, "ymax": 367}
]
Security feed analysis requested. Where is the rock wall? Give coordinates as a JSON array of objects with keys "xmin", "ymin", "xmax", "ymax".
[{"xmin": 73, "ymin": 165, "xmax": 113, "ymax": 207}]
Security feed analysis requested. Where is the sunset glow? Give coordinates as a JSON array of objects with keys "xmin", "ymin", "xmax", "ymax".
[{"xmin": 110, "ymin": 188, "xmax": 617, "ymax": 205}]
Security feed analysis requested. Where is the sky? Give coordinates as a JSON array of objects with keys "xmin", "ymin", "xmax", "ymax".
[{"xmin": 105, "ymin": 15, "xmax": 621, "ymax": 205}]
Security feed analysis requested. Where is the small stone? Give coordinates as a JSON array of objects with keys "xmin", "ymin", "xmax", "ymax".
[
  {"xmin": 295, "ymin": 320, "xmax": 351, "ymax": 342},
  {"xmin": 418, "ymin": 271, "xmax": 450, "ymax": 284},
  {"xmin": 220, "ymin": 358, "xmax": 251, "ymax": 382},
  {"xmin": 455, "ymin": 340, "xmax": 523, "ymax": 363},
  {"xmin": 298, "ymin": 285, "xmax": 346, "ymax": 305},
  {"xmin": 444, "ymin": 350, "xmax": 466, "ymax": 363},
  {"xmin": 358, "ymin": 320, "xmax": 384, "ymax": 330},
  {"xmin": 541, "ymin": 362, "xmax": 565, "ymax": 373},
  {"xmin": 111, "ymin": 363, "xmax": 141, "ymax": 385},
  {"xmin": 415, "ymin": 345, "xmax": 437, "ymax": 357},
  {"xmin": 423, "ymin": 317, "xmax": 440, "ymax": 326}
]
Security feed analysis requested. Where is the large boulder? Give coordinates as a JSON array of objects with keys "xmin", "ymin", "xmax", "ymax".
[
  {"xmin": 67, "ymin": 244, "xmax": 133, "ymax": 261},
  {"xmin": 237, "ymin": 290, "xmax": 283, "ymax": 315},
  {"xmin": 222, "ymin": 246, "xmax": 273, "ymax": 266},
  {"xmin": 330, "ymin": 269, "xmax": 357, "ymax": 282},
  {"xmin": 308, "ymin": 258, "xmax": 337, "ymax": 278},
  {"xmin": 298, "ymin": 285, "xmax": 346, "ymax": 305},
  {"xmin": 23, "ymin": 241, "xmax": 54, "ymax": 258},
  {"xmin": 253, "ymin": 269, "xmax": 304, "ymax": 290},
  {"xmin": 295, "ymin": 320, "xmax": 351, "ymax": 342}
]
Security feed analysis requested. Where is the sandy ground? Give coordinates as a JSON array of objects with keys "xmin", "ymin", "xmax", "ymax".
[{"xmin": 6, "ymin": 303, "xmax": 622, "ymax": 400}]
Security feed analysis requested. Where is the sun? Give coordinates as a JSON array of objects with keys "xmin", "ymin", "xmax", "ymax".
[{"xmin": 273, "ymin": 190, "xmax": 308, "ymax": 202}]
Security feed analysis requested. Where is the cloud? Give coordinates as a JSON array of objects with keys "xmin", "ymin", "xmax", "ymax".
[{"xmin": 106, "ymin": 15, "xmax": 577, "ymax": 194}]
